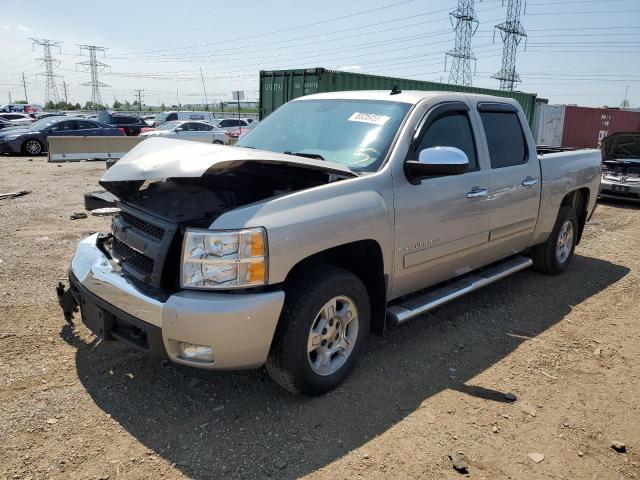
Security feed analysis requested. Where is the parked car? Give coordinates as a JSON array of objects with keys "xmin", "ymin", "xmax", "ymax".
[
  {"xmin": 35, "ymin": 112, "xmax": 65, "ymax": 120},
  {"xmin": 0, "ymin": 116, "xmax": 122, "ymax": 155},
  {"xmin": 0, "ymin": 118, "xmax": 15, "ymax": 130},
  {"xmin": 0, "ymin": 113, "xmax": 34, "ymax": 126},
  {"xmin": 98, "ymin": 112, "xmax": 146, "ymax": 136},
  {"xmin": 139, "ymin": 120, "xmax": 230, "ymax": 144},
  {"xmin": 147, "ymin": 111, "xmax": 216, "ymax": 127},
  {"xmin": 599, "ymin": 131, "xmax": 640, "ymax": 202},
  {"xmin": 57, "ymin": 90, "xmax": 601, "ymax": 395}
]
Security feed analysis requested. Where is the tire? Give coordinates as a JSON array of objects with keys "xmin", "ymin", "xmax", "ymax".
[
  {"xmin": 23, "ymin": 139, "xmax": 43, "ymax": 156},
  {"xmin": 213, "ymin": 140, "xmax": 223, "ymax": 144},
  {"xmin": 531, "ymin": 205, "xmax": 578, "ymax": 274},
  {"xmin": 266, "ymin": 265, "xmax": 370, "ymax": 396}
]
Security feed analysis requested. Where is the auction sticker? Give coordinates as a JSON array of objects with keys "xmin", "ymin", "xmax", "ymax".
[{"xmin": 348, "ymin": 112, "xmax": 390, "ymax": 125}]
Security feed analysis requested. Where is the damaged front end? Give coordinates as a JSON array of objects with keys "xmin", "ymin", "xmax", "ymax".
[{"xmin": 96, "ymin": 138, "xmax": 356, "ymax": 293}]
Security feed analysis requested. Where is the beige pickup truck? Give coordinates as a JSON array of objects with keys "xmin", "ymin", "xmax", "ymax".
[{"xmin": 58, "ymin": 90, "xmax": 602, "ymax": 395}]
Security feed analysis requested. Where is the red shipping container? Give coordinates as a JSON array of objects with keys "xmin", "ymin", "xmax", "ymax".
[{"xmin": 561, "ymin": 106, "xmax": 640, "ymax": 149}]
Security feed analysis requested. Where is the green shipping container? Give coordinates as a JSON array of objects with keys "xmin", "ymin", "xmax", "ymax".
[{"xmin": 259, "ymin": 67, "xmax": 537, "ymax": 125}]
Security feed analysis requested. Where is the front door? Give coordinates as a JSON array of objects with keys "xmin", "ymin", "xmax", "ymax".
[{"xmin": 391, "ymin": 101, "xmax": 493, "ymax": 299}]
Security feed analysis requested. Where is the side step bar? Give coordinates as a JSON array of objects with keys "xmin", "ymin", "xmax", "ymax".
[{"xmin": 387, "ymin": 256, "xmax": 533, "ymax": 325}]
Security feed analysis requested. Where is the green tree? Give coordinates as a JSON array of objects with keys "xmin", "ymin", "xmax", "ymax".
[
  {"xmin": 14, "ymin": 99, "xmax": 28, "ymax": 104},
  {"xmin": 620, "ymin": 99, "xmax": 631, "ymax": 109},
  {"xmin": 45, "ymin": 100, "xmax": 56, "ymax": 110},
  {"xmin": 73, "ymin": 103, "xmax": 81, "ymax": 110},
  {"xmin": 113, "ymin": 99, "xmax": 122, "ymax": 109}
]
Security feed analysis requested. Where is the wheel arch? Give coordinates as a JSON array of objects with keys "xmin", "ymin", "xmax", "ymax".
[
  {"xmin": 282, "ymin": 239, "xmax": 388, "ymax": 335},
  {"xmin": 560, "ymin": 187, "xmax": 590, "ymax": 244}
]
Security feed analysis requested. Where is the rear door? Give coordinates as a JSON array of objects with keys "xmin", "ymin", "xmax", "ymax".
[
  {"xmin": 477, "ymin": 103, "xmax": 541, "ymax": 261},
  {"xmin": 392, "ymin": 101, "xmax": 493, "ymax": 298}
]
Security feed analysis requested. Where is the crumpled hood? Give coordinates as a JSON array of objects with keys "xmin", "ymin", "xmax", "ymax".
[
  {"xmin": 601, "ymin": 132, "xmax": 640, "ymax": 162},
  {"xmin": 100, "ymin": 137, "xmax": 356, "ymax": 183}
]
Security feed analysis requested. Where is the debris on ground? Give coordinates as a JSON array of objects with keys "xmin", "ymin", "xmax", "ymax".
[
  {"xmin": 611, "ymin": 441, "xmax": 627, "ymax": 453},
  {"xmin": 69, "ymin": 212, "xmax": 88, "ymax": 220},
  {"xmin": 0, "ymin": 190, "xmax": 30, "ymax": 200},
  {"xmin": 448, "ymin": 452, "xmax": 469, "ymax": 474},
  {"xmin": 528, "ymin": 452, "xmax": 545, "ymax": 463}
]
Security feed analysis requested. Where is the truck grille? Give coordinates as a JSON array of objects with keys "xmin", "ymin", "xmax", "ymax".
[
  {"xmin": 110, "ymin": 206, "xmax": 178, "ymax": 289},
  {"xmin": 111, "ymin": 238, "xmax": 155, "ymax": 276},
  {"xmin": 119, "ymin": 211, "xmax": 165, "ymax": 240}
]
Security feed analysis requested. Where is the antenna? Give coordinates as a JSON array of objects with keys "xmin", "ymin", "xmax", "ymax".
[
  {"xmin": 445, "ymin": 0, "xmax": 479, "ymax": 87},
  {"xmin": 492, "ymin": 0, "xmax": 527, "ymax": 91}
]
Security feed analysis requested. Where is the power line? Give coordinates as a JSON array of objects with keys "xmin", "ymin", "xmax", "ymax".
[
  {"xmin": 493, "ymin": 0, "xmax": 527, "ymax": 91},
  {"xmin": 30, "ymin": 38, "xmax": 63, "ymax": 104},
  {"xmin": 76, "ymin": 44, "xmax": 110, "ymax": 106},
  {"xmin": 446, "ymin": 0, "xmax": 479, "ymax": 86}
]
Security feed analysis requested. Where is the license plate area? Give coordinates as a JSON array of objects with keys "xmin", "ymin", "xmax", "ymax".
[
  {"xmin": 79, "ymin": 296, "xmax": 115, "ymax": 340},
  {"xmin": 611, "ymin": 184, "xmax": 630, "ymax": 193}
]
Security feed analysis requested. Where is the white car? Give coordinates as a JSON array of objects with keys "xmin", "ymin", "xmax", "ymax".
[
  {"xmin": 211, "ymin": 118, "xmax": 250, "ymax": 130},
  {"xmin": 139, "ymin": 121, "xmax": 230, "ymax": 144},
  {"xmin": 0, "ymin": 113, "xmax": 34, "ymax": 126}
]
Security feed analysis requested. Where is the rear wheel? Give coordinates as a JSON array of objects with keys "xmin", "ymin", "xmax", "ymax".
[
  {"xmin": 23, "ymin": 139, "xmax": 42, "ymax": 155},
  {"xmin": 531, "ymin": 206, "xmax": 578, "ymax": 274},
  {"xmin": 266, "ymin": 265, "xmax": 370, "ymax": 396}
]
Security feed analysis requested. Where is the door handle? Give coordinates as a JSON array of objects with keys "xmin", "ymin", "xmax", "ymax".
[
  {"xmin": 466, "ymin": 188, "xmax": 489, "ymax": 199},
  {"xmin": 522, "ymin": 177, "xmax": 539, "ymax": 187}
]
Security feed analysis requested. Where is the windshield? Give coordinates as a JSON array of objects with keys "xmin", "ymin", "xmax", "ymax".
[
  {"xmin": 30, "ymin": 117, "xmax": 65, "ymax": 130},
  {"xmin": 156, "ymin": 121, "xmax": 179, "ymax": 131},
  {"xmin": 237, "ymin": 99, "xmax": 412, "ymax": 172},
  {"xmin": 153, "ymin": 113, "xmax": 167, "ymax": 123}
]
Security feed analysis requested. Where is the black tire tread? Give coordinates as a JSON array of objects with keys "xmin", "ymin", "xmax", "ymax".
[
  {"xmin": 266, "ymin": 265, "xmax": 368, "ymax": 395},
  {"xmin": 531, "ymin": 205, "xmax": 578, "ymax": 274}
]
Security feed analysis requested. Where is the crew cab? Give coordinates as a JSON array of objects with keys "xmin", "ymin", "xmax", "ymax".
[{"xmin": 57, "ymin": 91, "xmax": 602, "ymax": 396}]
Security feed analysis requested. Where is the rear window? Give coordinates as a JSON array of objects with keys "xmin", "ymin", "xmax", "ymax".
[{"xmin": 480, "ymin": 111, "xmax": 528, "ymax": 168}]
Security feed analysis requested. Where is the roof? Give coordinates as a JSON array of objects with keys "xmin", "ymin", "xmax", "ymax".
[{"xmin": 296, "ymin": 90, "xmax": 521, "ymax": 107}]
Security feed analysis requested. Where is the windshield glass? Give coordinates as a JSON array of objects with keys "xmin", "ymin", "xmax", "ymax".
[
  {"xmin": 237, "ymin": 99, "xmax": 412, "ymax": 172},
  {"xmin": 153, "ymin": 113, "xmax": 167, "ymax": 123},
  {"xmin": 31, "ymin": 117, "xmax": 65, "ymax": 130},
  {"xmin": 156, "ymin": 121, "xmax": 179, "ymax": 131}
]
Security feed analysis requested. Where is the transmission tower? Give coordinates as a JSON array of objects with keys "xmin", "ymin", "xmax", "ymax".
[
  {"xmin": 492, "ymin": 0, "xmax": 527, "ymax": 91},
  {"xmin": 445, "ymin": 0, "xmax": 479, "ymax": 87},
  {"xmin": 76, "ymin": 45, "xmax": 110, "ymax": 106},
  {"xmin": 30, "ymin": 38, "xmax": 63, "ymax": 104}
]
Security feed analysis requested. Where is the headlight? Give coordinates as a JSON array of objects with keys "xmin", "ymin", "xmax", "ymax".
[{"xmin": 181, "ymin": 227, "xmax": 267, "ymax": 289}]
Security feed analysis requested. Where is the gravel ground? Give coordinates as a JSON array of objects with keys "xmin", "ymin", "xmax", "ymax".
[{"xmin": 0, "ymin": 155, "xmax": 639, "ymax": 480}]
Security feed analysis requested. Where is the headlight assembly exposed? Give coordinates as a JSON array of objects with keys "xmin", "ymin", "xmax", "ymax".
[{"xmin": 181, "ymin": 227, "xmax": 267, "ymax": 289}]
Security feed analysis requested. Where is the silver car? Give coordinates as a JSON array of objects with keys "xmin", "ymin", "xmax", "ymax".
[
  {"xmin": 600, "ymin": 132, "xmax": 640, "ymax": 202},
  {"xmin": 140, "ymin": 120, "xmax": 230, "ymax": 144}
]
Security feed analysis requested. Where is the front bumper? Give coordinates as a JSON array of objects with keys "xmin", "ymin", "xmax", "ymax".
[
  {"xmin": 59, "ymin": 233, "xmax": 285, "ymax": 369},
  {"xmin": 599, "ymin": 178, "xmax": 640, "ymax": 202},
  {"xmin": 0, "ymin": 139, "xmax": 22, "ymax": 153}
]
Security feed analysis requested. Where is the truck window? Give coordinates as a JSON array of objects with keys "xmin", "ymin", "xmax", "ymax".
[
  {"xmin": 165, "ymin": 113, "xmax": 178, "ymax": 121},
  {"xmin": 480, "ymin": 111, "xmax": 528, "ymax": 168},
  {"xmin": 416, "ymin": 111, "xmax": 477, "ymax": 170}
]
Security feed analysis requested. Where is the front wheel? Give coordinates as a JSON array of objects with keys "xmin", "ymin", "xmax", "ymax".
[
  {"xmin": 531, "ymin": 205, "xmax": 578, "ymax": 274},
  {"xmin": 266, "ymin": 265, "xmax": 370, "ymax": 396},
  {"xmin": 23, "ymin": 139, "xmax": 43, "ymax": 155}
]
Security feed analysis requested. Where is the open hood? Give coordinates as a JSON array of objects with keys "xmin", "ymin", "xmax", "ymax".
[
  {"xmin": 101, "ymin": 137, "xmax": 356, "ymax": 184},
  {"xmin": 601, "ymin": 132, "xmax": 640, "ymax": 162}
]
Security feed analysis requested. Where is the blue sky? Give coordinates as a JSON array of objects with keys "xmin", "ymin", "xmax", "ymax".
[{"xmin": 0, "ymin": 0, "xmax": 638, "ymax": 107}]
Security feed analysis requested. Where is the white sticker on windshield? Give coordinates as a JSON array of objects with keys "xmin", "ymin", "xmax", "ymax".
[{"xmin": 348, "ymin": 112, "xmax": 390, "ymax": 126}]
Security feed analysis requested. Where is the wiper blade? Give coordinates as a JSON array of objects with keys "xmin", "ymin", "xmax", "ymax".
[{"xmin": 283, "ymin": 151, "xmax": 325, "ymax": 161}]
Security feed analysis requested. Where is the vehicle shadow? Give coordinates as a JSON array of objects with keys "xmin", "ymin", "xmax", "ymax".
[
  {"xmin": 63, "ymin": 254, "xmax": 628, "ymax": 479},
  {"xmin": 597, "ymin": 197, "xmax": 640, "ymax": 210}
]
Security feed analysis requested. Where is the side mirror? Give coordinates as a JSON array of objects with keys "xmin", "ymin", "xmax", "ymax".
[
  {"xmin": 405, "ymin": 146, "xmax": 469, "ymax": 181},
  {"xmin": 174, "ymin": 127, "xmax": 183, "ymax": 132}
]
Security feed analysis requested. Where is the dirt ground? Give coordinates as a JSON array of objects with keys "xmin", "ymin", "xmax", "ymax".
[{"xmin": 0, "ymin": 155, "xmax": 638, "ymax": 480}]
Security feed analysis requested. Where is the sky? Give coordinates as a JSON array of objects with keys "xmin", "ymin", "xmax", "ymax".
[{"xmin": 0, "ymin": 0, "xmax": 638, "ymax": 108}]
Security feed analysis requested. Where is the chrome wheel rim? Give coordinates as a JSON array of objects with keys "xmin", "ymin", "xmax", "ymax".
[
  {"xmin": 555, "ymin": 220, "xmax": 574, "ymax": 263},
  {"xmin": 25, "ymin": 140, "xmax": 41, "ymax": 155},
  {"xmin": 307, "ymin": 295, "xmax": 359, "ymax": 376}
]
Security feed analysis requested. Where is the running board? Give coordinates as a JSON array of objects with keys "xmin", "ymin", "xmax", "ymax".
[{"xmin": 387, "ymin": 256, "xmax": 533, "ymax": 325}]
